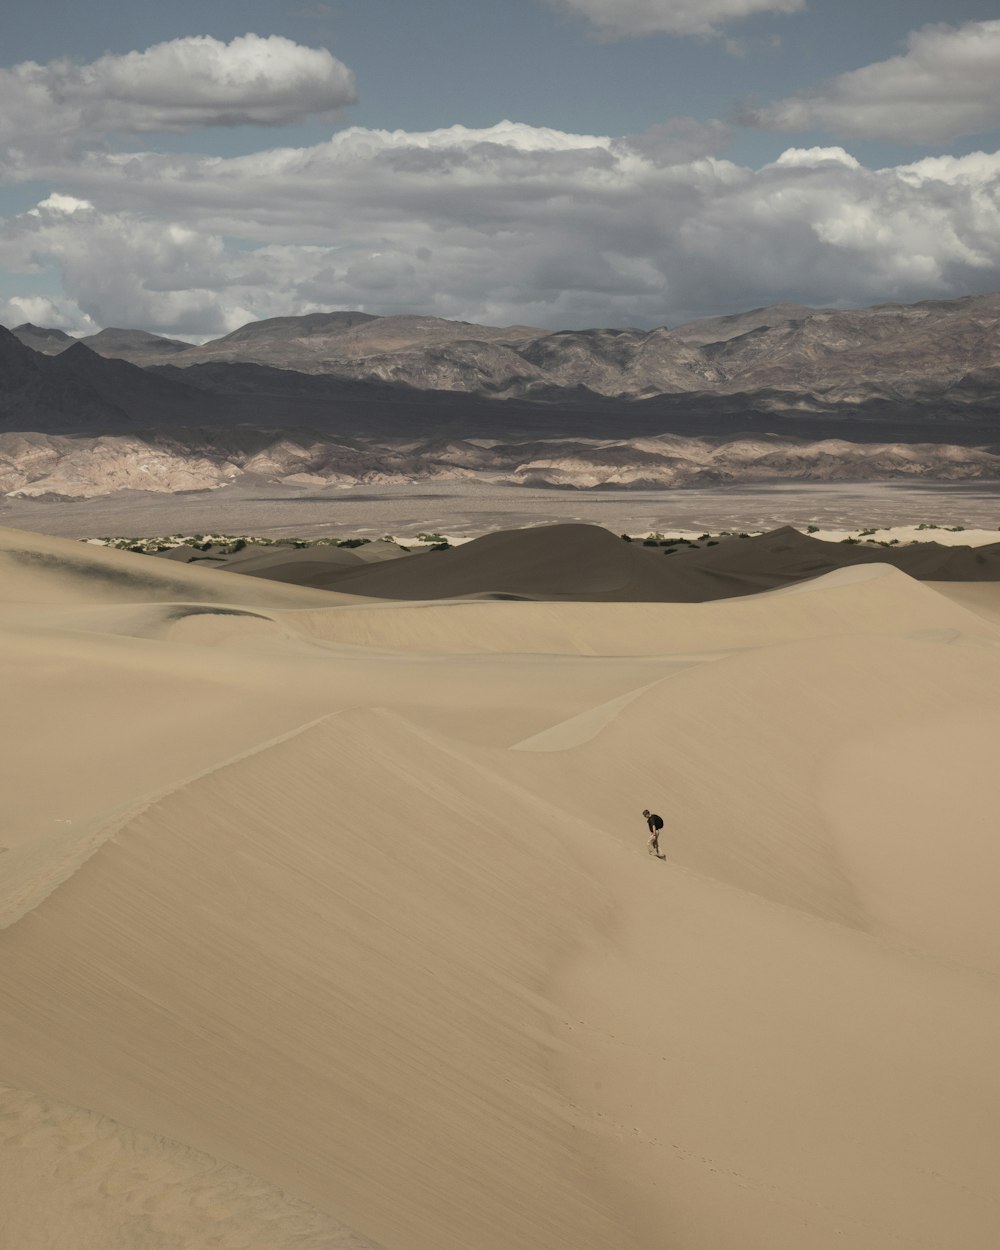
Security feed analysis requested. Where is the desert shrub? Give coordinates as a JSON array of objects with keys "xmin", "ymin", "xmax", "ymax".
[
  {"xmin": 336, "ymin": 538, "xmax": 371, "ymax": 548},
  {"xmin": 620, "ymin": 533, "xmax": 632, "ymax": 542}
]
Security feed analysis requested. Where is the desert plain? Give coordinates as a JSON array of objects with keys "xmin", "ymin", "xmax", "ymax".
[{"xmin": 2, "ymin": 511, "xmax": 1000, "ymax": 1250}]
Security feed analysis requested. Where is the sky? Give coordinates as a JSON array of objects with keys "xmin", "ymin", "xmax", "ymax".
[{"xmin": 2, "ymin": 0, "xmax": 1000, "ymax": 338}]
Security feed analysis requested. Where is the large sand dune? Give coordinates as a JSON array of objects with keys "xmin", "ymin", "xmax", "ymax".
[
  {"xmin": 2, "ymin": 522, "xmax": 1000, "ymax": 1249},
  {"xmin": 181, "ymin": 522, "xmax": 1000, "ymax": 601}
]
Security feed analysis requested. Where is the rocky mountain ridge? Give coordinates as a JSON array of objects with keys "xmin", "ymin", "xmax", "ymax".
[{"xmin": 10, "ymin": 293, "xmax": 1000, "ymax": 405}]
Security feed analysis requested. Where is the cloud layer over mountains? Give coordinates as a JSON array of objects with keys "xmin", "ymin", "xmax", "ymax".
[
  {"xmin": 2, "ymin": 20, "xmax": 1000, "ymax": 338},
  {"xmin": 4, "ymin": 122, "xmax": 1000, "ymax": 338}
]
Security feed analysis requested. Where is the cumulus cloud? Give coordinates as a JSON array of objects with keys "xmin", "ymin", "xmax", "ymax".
[
  {"xmin": 545, "ymin": 0, "xmax": 804, "ymax": 39},
  {"xmin": 3, "ymin": 121, "xmax": 1000, "ymax": 337},
  {"xmin": 0, "ymin": 200, "xmax": 251, "ymax": 337},
  {"xmin": 0, "ymin": 33, "xmax": 356, "ymax": 162},
  {"xmin": 767, "ymin": 146, "xmax": 860, "ymax": 169},
  {"xmin": 0, "ymin": 294, "xmax": 97, "ymax": 333},
  {"xmin": 28, "ymin": 193, "xmax": 94, "ymax": 216},
  {"xmin": 748, "ymin": 20, "xmax": 1000, "ymax": 142}
]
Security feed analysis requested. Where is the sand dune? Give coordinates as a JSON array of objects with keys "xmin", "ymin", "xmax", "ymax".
[
  {"xmin": 161, "ymin": 539, "xmax": 411, "ymax": 589},
  {"xmin": 286, "ymin": 561, "xmax": 998, "ymax": 657},
  {"xmin": 0, "ymin": 524, "xmax": 350, "ymax": 611},
  {"xmin": 162, "ymin": 522, "xmax": 1000, "ymax": 602},
  {"xmin": 2, "ymin": 522, "xmax": 1000, "ymax": 1249}
]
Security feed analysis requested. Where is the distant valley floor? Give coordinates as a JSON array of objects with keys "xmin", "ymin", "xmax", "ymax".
[{"xmin": 3, "ymin": 479, "xmax": 1000, "ymax": 541}]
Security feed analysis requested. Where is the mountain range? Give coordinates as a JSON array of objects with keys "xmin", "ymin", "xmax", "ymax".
[
  {"xmin": 2, "ymin": 293, "xmax": 1000, "ymax": 499},
  {"xmin": 12, "ymin": 293, "xmax": 1000, "ymax": 405}
]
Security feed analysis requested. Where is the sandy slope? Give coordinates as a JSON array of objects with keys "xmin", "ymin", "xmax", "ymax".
[
  {"xmin": 2, "ymin": 524, "xmax": 1000, "ymax": 1249},
  {"xmin": 0, "ymin": 1083, "xmax": 383, "ymax": 1250}
]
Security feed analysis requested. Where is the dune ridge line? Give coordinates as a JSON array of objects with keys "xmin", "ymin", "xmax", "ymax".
[{"xmin": 0, "ymin": 709, "xmax": 346, "ymax": 932}]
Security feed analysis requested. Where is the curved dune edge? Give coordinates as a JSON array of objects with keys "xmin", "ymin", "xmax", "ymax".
[
  {"xmin": 0, "ymin": 1083, "xmax": 385, "ymax": 1250},
  {"xmin": 284, "ymin": 562, "xmax": 1000, "ymax": 657},
  {"xmin": 0, "ymin": 711, "xmax": 340, "ymax": 931},
  {"xmin": 511, "ymin": 676, "xmax": 675, "ymax": 751}
]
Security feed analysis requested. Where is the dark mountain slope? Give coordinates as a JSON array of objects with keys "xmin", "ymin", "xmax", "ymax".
[
  {"xmin": 79, "ymin": 328, "xmax": 193, "ymax": 364},
  {"xmin": 11, "ymin": 324, "xmax": 77, "ymax": 355},
  {"xmin": 0, "ymin": 327, "xmax": 129, "ymax": 429}
]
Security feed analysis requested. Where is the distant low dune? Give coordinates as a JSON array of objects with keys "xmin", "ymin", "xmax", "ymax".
[{"xmin": 155, "ymin": 522, "xmax": 1000, "ymax": 601}]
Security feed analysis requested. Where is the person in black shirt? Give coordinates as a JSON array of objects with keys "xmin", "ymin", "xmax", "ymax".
[{"xmin": 643, "ymin": 809, "xmax": 665, "ymax": 859}]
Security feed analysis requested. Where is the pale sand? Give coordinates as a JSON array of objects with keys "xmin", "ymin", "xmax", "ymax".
[
  {"xmin": 813, "ymin": 525, "xmax": 1000, "ymax": 546},
  {"xmin": 0, "ymin": 1083, "xmax": 384, "ymax": 1250},
  {"xmin": 2, "ymin": 523, "xmax": 1000, "ymax": 1248}
]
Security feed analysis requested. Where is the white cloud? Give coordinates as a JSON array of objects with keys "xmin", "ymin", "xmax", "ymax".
[
  {"xmin": 28, "ymin": 194, "xmax": 95, "ymax": 216},
  {"xmin": 3, "ymin": 122, "xmax": 1000, "ymax": 336},
  {"xmin": 0, "ymin": 34, "xmax": 356, "ymax": 163},
  {"xmin": 894, "ymin": 149, "xmax": 1000, "ymax": 186},
  {"xmin": 768, "ymin": 146, "xmax": 860, "ymax": 169},
  {"xmin": 545, "ymin": 0, "xmax": 804, "ymax": 39},
  {"xmin": 749, "ymin": 20, "xmax": 1000, "ymax": 142},
  {"xmin": 0, "ymin": 294, "xmax": 96, "ymax": 333}
]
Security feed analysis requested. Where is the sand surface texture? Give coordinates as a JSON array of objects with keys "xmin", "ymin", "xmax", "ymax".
[{"xmin": 2, "ymin": 521, "xmax": 1000, "ymax": 1249}]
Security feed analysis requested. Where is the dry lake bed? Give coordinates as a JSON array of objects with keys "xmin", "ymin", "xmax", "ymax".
[{"xmin": 2, "ymin": 479, "xmax": 1000, "ymax": 541}]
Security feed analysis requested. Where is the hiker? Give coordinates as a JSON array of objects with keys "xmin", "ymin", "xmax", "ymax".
[{"xmin": 643, "ymin": 809, "xmax": 665, "ymax": 858}]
